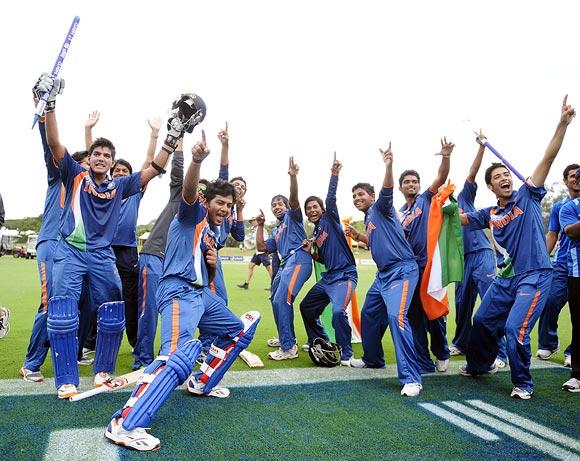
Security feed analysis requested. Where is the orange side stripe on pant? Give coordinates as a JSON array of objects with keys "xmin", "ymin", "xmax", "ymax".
[
  {"xmin": 342, "ymin": 280, "xmax": 353, "ymax": 312},
  {"xmin": 170, "ymin": 299, "xmax": 180, "ymax": 354},
  {"xmin": 397, "ymin": 280, "xmax": 410, "ymax": 329},
  {"xmin": 41, "ymin": 262, "xmax": 48, "ymax": 312},
  {"xmin": 140, "ymin": 267, "xmax": 148, "ymax": 317},
  {"xmin": 287, "ymin": 264, "xmax": 302, "ymax": 304},
  {"xmin": 518, "ymin": 290, "xmax": 541, "ymax": 344},
  {"xmin": 210, "ymin": 281, "xmax": 217, "ymax": 294}
]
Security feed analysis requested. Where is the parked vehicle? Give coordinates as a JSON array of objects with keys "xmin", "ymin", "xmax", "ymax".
[
  {"xmin": 26, "ymin": 235, "xmax": 38, "ymax": 259},
  {"xmin": 12, "ymin": 246, "xmax": 27, "ymax": 258}
]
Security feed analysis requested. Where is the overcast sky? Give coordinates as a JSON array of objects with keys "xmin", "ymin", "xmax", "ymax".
[{"xmin": 1, "ymin": 1, "xmax": 579, "ymax": 225}]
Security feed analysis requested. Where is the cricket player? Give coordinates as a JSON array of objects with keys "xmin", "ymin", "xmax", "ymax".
[
  {"xmin": 398, "ymin": 138, "xmax": 454, "ymax": 373},
  {"xmin": 345, "ymin": 144, "xmax": 423, "ymax": 396},
  {"xmin": 536, "ymin": 163, "xmax": 579, "ymax": 366},
  {"xmin": 256, "ymin": 157, "xmax": 313, "ymax": 360},
  {"xmin": 237, "ymin": 218, "xmax": 272, "ymax": 289},
  {"xmin": 300, "ymin": 153, "xmax": 357, "ymax": 363},
  {"xmin": 105, "ymin": 134, "xmax": 259, "ymax": 451},
  {"xmin": 459, "ymin": 96, "xmax": 576, "ymax": 399}
]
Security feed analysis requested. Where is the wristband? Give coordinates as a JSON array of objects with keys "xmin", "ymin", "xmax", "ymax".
[{"xmin": 151, "ymin": 161, "xmax": 166, "ymax": 175}]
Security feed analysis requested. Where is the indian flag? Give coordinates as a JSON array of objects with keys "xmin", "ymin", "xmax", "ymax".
[{"xmin": 420, "ymin": 183, "xmax": 464, "ymax": 321}]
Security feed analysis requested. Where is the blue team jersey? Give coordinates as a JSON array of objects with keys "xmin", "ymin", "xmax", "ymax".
[
  {"xmin": 161, "ymin": 198, "xmax": 208, "ymax": 285},
  {"xmin": 399, "ymin": 189, "xmax": 434, "ymax": 268},
  {"xmin": 458, "ymin": 179, "xmax": 492, "ymax": 255},
  {"xmin": 314, "ymin": 175, "xmax": 356, "ymax": 274},
  {"xmin": 37, "ymin": 123, "xmax": 64, "ymax": 245},
  {"xmin": 548, "ymin": 198, "xmax": 570, "ymax": 266},
  {"xmin": 265, "ymin": 207, "xmax": 308, "ymax": 260},
  {"xmin": 465, "ymin": 182, "xmax": 549, "ymax": 278},
  {"xmin": 59, "ymin": 151, "xmax": 141, "ymax": 251},
  {"xmin": 367, "ymin": 187, "xmax": 416, "ymax": 271},
  {"xmin": 217, "ymin": 163, "xmax": 244, "ymax": 248},
  {"xmin": 558, "ymin": 198, "xmax": 580, "ymax": 277},
  {"xmin": 112, "ymin": 192, "xmax": 144, "ymax": 247}
]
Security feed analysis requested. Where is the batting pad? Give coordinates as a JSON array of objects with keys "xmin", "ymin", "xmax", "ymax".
[
  {"xmin": 94, "ymin": 302, "xmax": 125, "ymax": 374},
  {"xmin": 47, "ymin": 296, "xmax": 80, "ymax": 388},
  {"xmin": 118, "ymin": 339, "xmax": 202, "ymax": 431},
  {"xmin": 195, "ymin": 311, "xmax": 261, "ymax": 393}
]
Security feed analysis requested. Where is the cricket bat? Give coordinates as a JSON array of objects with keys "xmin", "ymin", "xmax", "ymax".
[
  {"xmin": 69, "ymin": 369, "xmax": 144, "ymax": 402},
  {"xmin": 239, "ymin": 350, "xmax": 264, "ymax": 368}
]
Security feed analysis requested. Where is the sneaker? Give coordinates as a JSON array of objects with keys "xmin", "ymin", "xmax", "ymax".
[
  {"xmin": 459, "ymin": 362, "xmax": 498, "ymax": 377},
  {"xmin": 266, "ymin": 338, "xmax": 280, "ymax": 347},
  {"xmin": 105, "ymin": 418, "xmax": 160, "ymax": 452},
  {"xmin": 449, "ymin": 345, "xmax": 464, "ymax": 356},
  {"xmin": 510, "ymin": 387, "xmax": 533, "ymax": 399},
  {"xmin": 78, "ymin": 354, "xmax": 94, "ymax": 366},
  {"xmin": 57, "ymin": 384, "xmax": 77, "ymax": 399},
  {"xmin": 186, "ymin": 377, "xmax": 230, "ymax": 398},
  {"xmin": 536, "ymin": 347, "xmax": 559, "ymax": 360},
  {"xmin": 436, "ymin": 359, "xmax": 449, "ymax": 372},
  {"xmin": 494, "ymin": 358, "xmax": 507, "ymax": 369},
  {"xmin": 0, "ymin": 307, "xmax": 10, "ymax": 339},
  {"xmin": 564, "ymin": 354, "xmax": 571, "ymax": 368},
  {"xmin": 82, "ymin": 347, "xmax": 95, "ymax": 355},
  {"xmin": 268, "ymin": 345, "xmax": 298, "ymax": 361},
  {"xmin": 562, "ymin": 378, "xmax": 580, "ymax": 393},
  {"xmin": 301, "ymin": 344, "xmax": 310, "ymax": 352},
  {"xmin": 401, "ymin": 382, "xmax": 422, "ymax": 397},
  {"xmin": 94, "ymin": 371, "xmax": 112, "ymax": 387},
  {"xmin": 237, "ymin": 282, "xmax": 249, "ymax": 289},
  {"xmin": 19, "ymin": 367, "xmax": 44, "ymax": 383},
  {"xmin": 345, "ymin": 357, "xmax": 367, "ymax": 368}
]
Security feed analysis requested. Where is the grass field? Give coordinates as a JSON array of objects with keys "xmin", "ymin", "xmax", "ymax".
[{"xmin": 0, "ymin": 255, "xmax": 577, "ymax": 460}]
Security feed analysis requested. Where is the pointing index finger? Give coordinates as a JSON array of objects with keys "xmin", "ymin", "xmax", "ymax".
[{"xmin": 201, "ymin": 129, "xmax": 206, "ymax": 145}]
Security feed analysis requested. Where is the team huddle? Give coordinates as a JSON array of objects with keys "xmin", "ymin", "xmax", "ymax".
[{"xmin": 18, "ymin": 71, "xmax": 578, "ymax": 451}]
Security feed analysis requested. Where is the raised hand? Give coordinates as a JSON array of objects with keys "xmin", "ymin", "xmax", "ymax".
[
  {"xmin": 475, "ymin": 129, "xmax": 487, "ymax": 146},
  {"xmin": 85, "ymin": 111, "xmax": 100, "ymax": 129},
  {"xmin": 217, "ymin": 122, "xmax": 229, "ymax": 146},
  {"xmin": 33, "ymin": 73, "xmax": 64, "ymax": 111},
  {"xmin": 379, "ymin": 142, "xmax": 393, "ymax": 166},
  {"xmin": 344, "ymin": 224, "xmax": 360, "ymax": 241},
  {"xmin": 191, "ymin": 130, "xmax": 210, "ymax": 164},
  {"xmin": 288, "ymin": 156, "xmax": 299, "ymax": 176},
  {"xmin": 148, "ymin": 116, "xmax": 162, "ymax": 135},
  {"xmin": 331, "ymin": 151, "xmax": 342, "ymax": 176},
  {"xmin": 438, "ymin": 137, "xmax": 455, "ymax": 158},
  {"xmin": 561, "ymin": 95, "xmax": 576, "ymax": 126},
  {"xmin": 236, "ymin": 196, "xmax": 246, "ymax": 212},
  {"xmin": 256, "ymin": 209, "xmax": 266, "ymax": 226}
]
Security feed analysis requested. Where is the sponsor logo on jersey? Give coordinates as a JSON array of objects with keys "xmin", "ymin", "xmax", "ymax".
[{"xmin": 490, "ymin": 206, "xmax": 523, "ymax": 229}]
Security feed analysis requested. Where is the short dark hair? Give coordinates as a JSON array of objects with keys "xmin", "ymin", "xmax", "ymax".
[
  {"xmin": 230, "ymin": 176, "xmax": 247, "ymax": 190},
  {"xmin": 89, "ymin": 137, "xmax": 116, "ymax": 160},
  {"xmin": 111, "ymin": 158, "xmax": 132, "ymax": 175},
  {"xmin": 351, "ymin": 183, "xmax": 374, "ymax": 195},
  {"xmin": 71, "ymin": 150, "xmax": 89, "ymax": 163},
  {"xmin": 204, "ymin": 179, "xmax": 235, "ymax": 203},
  {"xmin": 304, "ymin": 195, "xmax": 325, "ymax": 212},
  {"xmin": 563, "ymin": 164, "xmax": 580, "ymax": 180},
  {"xmin": 398, "ymin": 170, "xmax": 420, "ymax": 187},
  {"xmin": 484, "ymin": 163, "xmax": 509, "ymax": 185},
  {"xmin": 271, "ymin": 194, "xmax": 290, "ymax": 209}
]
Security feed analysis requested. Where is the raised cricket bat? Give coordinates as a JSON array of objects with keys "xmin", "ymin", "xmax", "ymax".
[
  {"xmin": 69, "ymin": 369, "xmax": 144, "ymax": 402},
  {"xmin": 239, "ymin": 350, "xmax": 264, "ymax": 368}
]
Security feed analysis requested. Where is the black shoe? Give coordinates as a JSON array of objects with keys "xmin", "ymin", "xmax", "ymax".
[{"xmin": 237, "ymin": 282, "xmax": 249, "ymax": 289}]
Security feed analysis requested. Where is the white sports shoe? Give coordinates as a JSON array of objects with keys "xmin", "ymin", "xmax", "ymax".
[
  {"xmin": 401, "ymin": 382, "xmax": 422, "ymax": 397},
  {"xmin": 510, "ymin": 387, "xmax": 533, "ymax": 399},
  {"xmin": 57, "ymin": 384, "xmax": 77, "ymax": 399},
  {"xmin": 536, "ymin": 347, "xmax": 559, "ymax": 360},
  {"xmin": 564, "ymin": 354, "xmax": 571, "ymax": 368},
  {"xmin": 494, "ymin": 358, "xmax": 507, "ymax": 369},
  {"xmin": 345, "ymin": 357, "xmax": 367, "ymax": 368},
  {"xmin": 435, "ymin": 359, "xmax": 449, "ymax": 373},
  {"xmin": 301, "ymin": 344, "xmax": 310, "ymax": 352},
  {"xmin": 266, "ymin": 338, "xmax": 280, "ymax": 347},
  {"xmin": 459, "ymin": 361, "xmax": 499, "ymax": 377},
  {"xmin": 77, "ymin": 354, "xmax": 94, "ymax": 366},
  {"xmin": 186, "ymin": 376, "xmax": 231, "ymax": 398},
  {"xmin": 0, "ymin": 307, "xmax": 10, "ymax": 339},
  {"xmin": 268, "ymin": 345, "xmax": 298, "ymax": 361},
  {"xmin": 94, "ymin": 371, "xmax": 112, "ymax": 387},
  {"xmin": 449, "ymin": 345, "xmax": 464, "ymax": 356},
  {"xmin": 105, "ymin": 418, "xmax": 160, "ymax": 452},
  {"xmin": 562, "ymin": 378, "xmax": 580, "ymax": 393},
  {"xmin": 19, "ymin": 367, "xmax": 44, "ymax": 383}
]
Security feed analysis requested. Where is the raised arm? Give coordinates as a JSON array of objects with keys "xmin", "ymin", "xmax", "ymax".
[
  {"xmin": 376, "ymin": 143, "xmax": 395, "ymax": 215},
  {"xmin": 288, "ymin": 156, "xmax": 300, "ymax": 209},
  {"xmin": 34, "ymin": 74, "xmax": 66, "ymax": 163},
  {"xmin": 467, "ymin": 130, "xmax": 486, "ymax": 183},
  {"xmin": 428, "ymin": 137, "xmax": 454, "ymax": 193},
  {"xmin": 218, "ymin": 122, "xmax": 229, "ymax": 165},
  {"xmin": 84, "ymin": 110, "xmax": 100, "ymax": 150},
  {"xmin": 140, "ymin": 117, "xmax": 162, "ymax": 171},
  {"xmin": 183, "ymin": 130, "xmax": 210, "ymax": 204},
  {"xmin": 530, "ymin": 96, "xmax": 576, "ymax": 187},
  {"xmin": 326, "ymin": 152, "xmax": 341, "ymax": 216}
]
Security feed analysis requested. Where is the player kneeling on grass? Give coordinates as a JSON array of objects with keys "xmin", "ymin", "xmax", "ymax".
[
  {"xmin": 345, "ymin": 144, "xmax": 423, "ymax": 397},
  {"xmin": 105, "ymin": 133, "xmax": 260, "ymax": 452}
]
